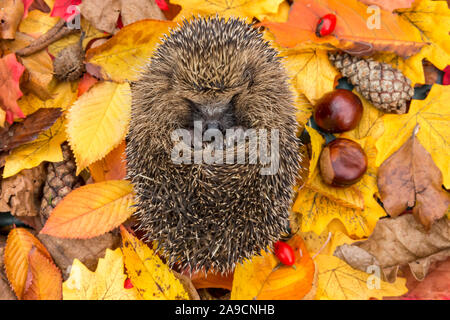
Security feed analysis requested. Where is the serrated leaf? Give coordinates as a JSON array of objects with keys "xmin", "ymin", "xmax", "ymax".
[
  {"xmin": 120, "ymin": 226, "xmax": 189, "ymax": 300},
  {"xmin": 231, "ymin": 235, "xmax": 316, "ymax": 300},
  {"xmin": 375, "ymin": 85, "xmax": 450, "ymax": 188},
  {"xmin": 63, "ymin": 248, "xmax": 140, "ymax": 300},
  {"xmin": 4, "ymin": 228, "xmax": 52, "ymax": 299},
  {"xmin": 23, "ymin": 248, "xmax": 62, "ymax": 300},
  {"xmin": 66, "ymin": 81, "xmax": 131, "ymax": 174},
  {"xmin": 40, "ymin": 180, "xmax": 135, "ymax": 239},
  {"xmin": 3, "ymin": 118, "xmax": 66, "ymax": 178}
]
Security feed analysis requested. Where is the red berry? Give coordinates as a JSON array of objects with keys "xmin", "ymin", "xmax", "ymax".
[
  {"xmin": 274, "ymin": 241, "xmax": 295, "ymax": 266},
  {"xmin": 316, "ymin": 14, "xmax": 337, "ymax": 37},
  {"xmin": 155, "ymin": 0, "xmax": 169, "ymax": 11},
  {"xmin": 124, "ymin": 278, "xmax": 134, "ymax": 289},
  {"xmin": 443, "ymin": 66, "xmax": 450, "ymax": 85}
]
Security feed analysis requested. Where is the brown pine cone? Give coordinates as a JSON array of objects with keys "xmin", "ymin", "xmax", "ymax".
[
  {"xmin": 328, "ymin": 52, "xmax": 414, "ymax": 114},
  {"xmin": 40, "ymin": 143, "xmax": 83, "ymax": 223}
]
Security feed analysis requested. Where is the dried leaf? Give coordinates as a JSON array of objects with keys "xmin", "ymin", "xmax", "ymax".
[
  {"xmin": 334, "ymin": 215, "xmax": 450, "ymax": 283},
  {"xmin": 190, "ymin": 270, "xmax": 234, "ymax": 291},
  {"xmin": 120, "ymin": 226, "xmax": 189, "ymax": 300},
  {"xmin": 0, "ymin": 0, "xmax": 24, "ymax": 39},
  {"xmin": 376, "ymin": 85, "xmax": 450, "ymax": 189},
  {"xmin": 378, "ymin": 127, "xmax": 450, "ymax": 229},
  {"xmin": 63, "ymin": 248, "xmax": 140, "ymax": 300},
  {"xmin": 40, "ymin": 180, "xmax": 135, "ymax": 239},
  {"xmin": 231, "ymin": 235, "xmax": 316, "ymax": 300},
  {"xmin": 79, "ymin": 0, "xmax": 120, "ymax": 34},
  {"xmin": 19, "ymin": 7, "xmax": 60, "ymax": 37},
  {"xmin": 262, "ymin": 0, "xmax": 426, "ymax": 58},
  {"xmin": 119, "ymin": 0, "xmax": 166, "ymax": 26},
  {"xmin": 0, "ymin": 236, "xmax": 16, "ymax": 300},
  {"xmin": 77, "ymin": 73, "xmax": 98, "ymax": 97},
  {"xmin": 3, "ymin": 118, "xmax": 66, "ymax": 178},
  {"xmin": 88, "ymin": 140, "xmax": 127, "ymax": 182},
  {"xmin": 0, "ymin": 108, "xmax": 62, "ymax": 153},
  {"xmin": 22, "ymin": 247, "xmax": 62, "ymax": 300},
  {"xmin": 0, "ymin": 164, "xmax": 45, "ymax": 217},
  {"xmin": 0, "ymin": 53, "xmax": 25, "ymax": 124},
  {"xmin": 85, "ymin": 20, "xmax": 176, "ymax": 82},
  {"xmin": 38, "ymin": 232, "xmax": 121, "ymax": 279},
  {"xmin": 4, "ymin": 228, "xmax": 52, "ymax": 299},
  {"xmin": 66, "ymin": 81, "xmax": 131, "ymax": 174}
]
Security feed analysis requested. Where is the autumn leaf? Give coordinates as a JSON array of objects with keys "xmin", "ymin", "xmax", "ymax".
[
  {"xmin": 79, "ymin": 0, "xmax": 120, "ymax": 34},
  {"xmin": 19, "ymin": 6, "xmax": 60, "ymax": 37},
  {"xmin": 22, "ymin": 248, "xmax": 62, "ymax": 300},
  {"xmin": 172, "ymin": 0, "xmax": 284, "ymax": 21},
  {"xmin": 0, "ymin": 53, "xmax": 26, "ymax": 124},
  {"xmin": 85, "ymin": 20, "xmax": 176, "ymax": 82},
  {"xmin": 315, "ymin": 254, "xmax": 408, "ymax": 300},
  {"xmin": 120, "ymin": 226, "xmax": 189, "ymax": 300},
  {"xmin": 378, "ymin": 126, "xmax": 450, "ymax": 229},
  {"xmin": 0, "ymin": 108, "xmax": 62, "ymax": 153},
  {"xmin": 50, "ymin": 0, "xmax": 81, "ymax": 22},
  {"xmin": 334, "ymin": 215, "xmax": 450, "ymax": 283},
  {"xmin": 89, "ymin": 140, "xmax": 127, "ymax": 182},
  {"xmin": 375, "ymin": 85, "xmax": 450, "ymax": 188},
  {"xmin": 77, "ymin": 73, "xmax": 98, "ymax": 97},
  {"xmin": 0, "ymin": 0, "xmax": 24, "ymax": 39},
  {"xmin": 262, "ymin": 0, "xmax": 426, "ymax": 58},
  {"xmin": 3, "ymin": 118, "xmax": 66, "ymax": 178},
  {"xmin": 231, "ymin": 235, "xmax": 316, "ymax": 300},
  {"xmin": 66, "ymin": 81, "xmax": 131, "ymax": 174},
  {"xmin": 40, "ymin": 180, "xmax": 135, "ymax": 239},
  {"xmin": 190, "ymin": 270, "xmax": 234, "ymax": 291},
  {"xmin": 358, "ymin": 0, "xmax": 415, "ymax": 12},
  {"xmin": 4, "ymin": 228, "xmax": 52, "ymax": 299},
  {"xmin": 63, "ymin": 248, "xmax": 140, "ymax": 300}
]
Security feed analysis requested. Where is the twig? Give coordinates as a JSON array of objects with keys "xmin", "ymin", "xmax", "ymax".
[{"xmin": 16, "ymin": 18, "xmax": 79, "ymax": 57}]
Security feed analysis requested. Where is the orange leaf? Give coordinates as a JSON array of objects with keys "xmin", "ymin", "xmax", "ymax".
[
  {"xmin": 22, "ymin": 248, "xmax": 62, "ymax": 300},
  {"xmin": 40, "ymin": 180, "xmax": 135, "ymax": 239},
  {"xmin": 77, "ymin": 73, "xmax": 99, "ymax": 97},
  {"xmin": 89, "ymin": 140, "xmax": 127, "ymax": 182},
  {"xmin": 0, "ymin": 54, "xmax": 25, "ymax": 124},
  {"xmin": 190, "ymin": 270, "xmax": 234, "ymax": 291},
  {"xmin": 261, "ymin": 0, "xmax": 426, "ymax": 58},
  {"xmin": 4, "ymin": 228, "xmax": 52, "ymax": 299},
  {"xmin": 358, "ymin": 0, "xmax": 415, "ymax": 12},
  {"xmin": 231, "ymin": 236, "xmax": 316, "ymax": 300}
]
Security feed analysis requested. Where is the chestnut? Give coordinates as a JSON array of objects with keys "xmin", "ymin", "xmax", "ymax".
[
  {"xmin": 319, "ymin": 138, "xmax": 367, "ymax": 187},
  {"xmin": 314, "ymin": 89, "xmax": 363, "ymax": 133}
]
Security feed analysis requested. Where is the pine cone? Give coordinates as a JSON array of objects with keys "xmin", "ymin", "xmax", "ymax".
[
  {"xmin": 40, "ymin": 143, "xmax": 83, "ymax": 223},
  {"xmin": 329, "ymin": 52, "xmax": 414, "ymax": 114}
]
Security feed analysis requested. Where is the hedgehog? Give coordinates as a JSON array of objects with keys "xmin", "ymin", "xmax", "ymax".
[{"xmin": 126, "ymin": 16, "xmax": 301, "ymax": 273}]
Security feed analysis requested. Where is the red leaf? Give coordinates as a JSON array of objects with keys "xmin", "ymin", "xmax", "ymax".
[
  {"xmin": 155, "ymin": 0, "xmax": 169, "ymax": 11},
  {"xmin": 443, "ymin": 66, "xmax": 450, "ymax": 86},
  {"xmin": 22, "ymin": 0, "xmax": 34, "ymax": 17},
  {"xmin": 77, "ymin": 73, "xmax": 98, "ymax": 97},
  {"xmin": 50, "ymin": 0, "xmax": 81, "ymax": 22},
  {"xmin": 0, "ymin": 54, "xmax": 25, "ymax": 124}
]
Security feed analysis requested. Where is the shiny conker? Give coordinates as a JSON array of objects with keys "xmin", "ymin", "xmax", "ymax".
[
  {"xmin": 314, "ymin": 89, "xmax": 363, "ymax": 133},
  {"xmin": 319, "ymin": 138, "xmax": 368, "ymax": 187}
]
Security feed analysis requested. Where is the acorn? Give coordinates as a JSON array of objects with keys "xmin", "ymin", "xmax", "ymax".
[
  {"xmin": 314, "ymin": 89, "xmax": 363, "ymax": 133},
  {"xmin": 319, "ymin": 138, "xmax": 367, "ymax": 187}
]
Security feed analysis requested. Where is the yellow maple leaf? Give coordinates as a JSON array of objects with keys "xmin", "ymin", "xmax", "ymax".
[
  {"xmin": 63, "ymin": 248, "xmax": 140, "ymax": 300},
  {"xmin": 66, "ymin": 81, "xmax": 131, "ymax": 174},
  {"xmin": 19, "ymin": 81, "xmax": 78, "ymax": 116},
  {"xmin": 315, "ymin": 255, "xmax": 407, "ymax": 300},
  {"xmin": 120, "ymin": 227, "xmax": 189, "ymax": 300},
  {"xmin": 231, "ymin": 236, "xmax": 316, "ymax": 300},
  {"xmin": 281, "ymin": 49, "xmax": 339, "ymax": 104},
  {"xmin": 294, "ymin": 137, "xmax": 386, "ymax": 237},
  {"xmin": 85, "ymin": 20, "xmax": 176, "ymax": 82},
  {"xmin": 396, "ymin": 0, "xmax": 450, "ymax": 72},
  {"xmin": 172, "ymin": 0, "xmax": 284, "ymax": 22},
  {"xmin": 375, "ymin": 85, "xmax": 450, "ymax": 188},
  {"xmin": 40, "ymin": 180, "xmax": 135, "ymax": 239},
  {"xmin": 3, "ymin": 118, "xmax": 66, "ymax": 178}
]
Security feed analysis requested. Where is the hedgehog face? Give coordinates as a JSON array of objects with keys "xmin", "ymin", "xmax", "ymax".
[{"xmin": 127, "ymin": 16, "xmax": 301, "ymax": 273}]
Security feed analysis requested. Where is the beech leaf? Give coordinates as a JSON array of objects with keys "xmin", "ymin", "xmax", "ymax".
[
  {"xmin": 377, "ymin": 126, "xmax": 450, "ymax": 229},
  {"xmin": 40, "ymin": 180, "xmax": 135, "ymax": 239}
]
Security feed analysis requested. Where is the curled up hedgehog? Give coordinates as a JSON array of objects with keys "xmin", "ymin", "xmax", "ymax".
[{"xmin": 126, "ymin": 16, "xmax": 302, "ymax": 273}]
